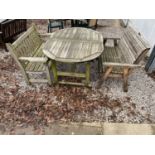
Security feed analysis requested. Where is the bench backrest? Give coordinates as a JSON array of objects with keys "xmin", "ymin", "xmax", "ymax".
[
  {"xmin": 6, "ymin": 25, "xmax": 43, "ymax": 72},
  {"xmin": 7, "ymin": 24, "xmax": 43, "ymax": 59},
  {"xmin": 123, "ymin": 26, "xmax": 150, "ymax": 64}
]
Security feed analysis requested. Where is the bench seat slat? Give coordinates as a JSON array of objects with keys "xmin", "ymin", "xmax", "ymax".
[{"xmin": 25, "ymin": 45, "xmax": 46, "ymax": 72}]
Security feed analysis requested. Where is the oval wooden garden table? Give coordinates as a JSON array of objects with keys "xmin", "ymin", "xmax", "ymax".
[{"xmin": 43, "ymin": 27, "xmax": 104, "ymax": 86}]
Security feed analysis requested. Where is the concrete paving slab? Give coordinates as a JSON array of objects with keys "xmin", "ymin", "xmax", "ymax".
[{"xmin": 1, "ymin": 122, "xmax": 155, "ymax": 135}]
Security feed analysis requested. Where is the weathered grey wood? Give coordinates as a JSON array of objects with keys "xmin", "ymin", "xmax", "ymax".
[
  {"xmin": 103, "ymin": 62, "xmax": 141, "ymax": 68},
  {"xmin": 19, "ymin": 57, "xmax": 48, "ymax": 62},
  {"xmin": 100, "ymin": 27, "xmax": 123, "ymax": 39},
  {"xmin": 123, "ymin": 26, "xmax": 150, "ymax": 64},
  {"xmin": 6, "ymin": 25, "xmax": 52, "ymax": 85},
  {"xmin": 59, "ymin": 81, "xmax": 92, "ymax": 87},
  {"xmin": 29, "ymin": 79, "xmax": 48, "ymax": 83},
  {"xmin": 43, "ymin": 27, "xmax": 103, "ymax": 87},
  {"xmin": 51, "ymin": 60, "xmax": 58, "ymax": 84},
  {"xmin": 57, "ymin": 71, "xmax": 86, "ymax": 78},
  {"xmin": 105, "ymin": 39, "xmax": 115, "ymax": 47},
  {"xmin": 123, "ymin": 67, "xmax": 129, "ymax": 92},
  {"xmin": 101, "ymin": 25, "xmax": 151, "ymax": 92},
  {"xmin": 43, "ymin": 27, "xmax": 104, "ymax": 63},
  {"xmin": 45, "ymin": 62, "xmax": 52, "ymax": 85}
]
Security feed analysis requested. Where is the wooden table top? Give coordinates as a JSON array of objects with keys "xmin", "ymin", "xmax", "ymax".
[{"xmin": 43, "ymin": 27, "xmax": 104, "ymax": 63}]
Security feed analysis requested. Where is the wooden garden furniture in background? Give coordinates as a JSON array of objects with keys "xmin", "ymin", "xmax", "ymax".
[
  {"xmin": 87, "ymin": 19, "xmax": 98, "ymax": 29},
  {"xmin": 47, "ymin": 19, "xmax": 64, "ymax": 32},
  {"xmin": 43, "ymin": 27, "xmax": 104, "ymax": 86},
  {"xmin": 101, "ymin": 27, "xmax": 123, "ymax": 47},
  {"xmin": 71, "ymin": 19, "xmax": 88, "ymax": 27},
  {"xmin": 0, "ymin": 19, "xmax": 27, "ymax": 50},
  {"xmin": 100, "ymin": 26, "xmax": 150, "ymax": 92},
  {"xmin": 6, "ymin": 24, "xmax": 52, "ymax": 85},
  {"xmin": 71, "ymin": 19, "xmax": 97, "ymax": 29}
]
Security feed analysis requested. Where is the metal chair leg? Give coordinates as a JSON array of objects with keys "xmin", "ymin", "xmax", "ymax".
[{"xmin": 48, "ymin": 24, "xmax": 50, "ymax": 33}]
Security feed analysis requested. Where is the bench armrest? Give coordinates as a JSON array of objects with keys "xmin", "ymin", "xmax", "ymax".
[
  {"xmin": 103, "ymin": 62, "xmax": 141, "ymax": 68},
  {"xmin": 19, "ymin": 57, "xmax": 48, "ymax": 63}
]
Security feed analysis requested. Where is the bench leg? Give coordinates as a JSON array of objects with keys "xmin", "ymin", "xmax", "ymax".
[
  {"xmin": 114, "ymin": 39, "xmax": 118, "ymax": 46},
  {"xmin": 103, "ymin": 66, "xmax": 113, "ymax": 80},
  {"xmin": 96, "ymin": 66, "xmax": 113, "ymax": 89},
  {"xmin": 51, "ymin": 60, "xmax": 58, "ymax": 84},
  {"xmin": 23, "ymin": 71, "xmax": 30, "ymax": 85},
  {"xmin": 123, "ymin": 67, "xmax": 129, "ymax": 92},
  {"xmin": 45, "ymin": 62, "xmax": 52, "ymax": 85}
]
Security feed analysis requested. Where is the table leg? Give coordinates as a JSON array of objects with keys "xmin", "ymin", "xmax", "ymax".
[
  {"xmin": 114, "ymin": 39, "xmax": 118, "ymax": 46},
  {"xmin": 98, "ymin": 55, "xmax": 103, "ymax": 74},
  {"xmin": 85, "ymin": 62, "xmax": 90, "ymax": 86},
  {"xmin": 103, "ymin": 38, "xmax": 107, "ymax": 45},
  {"xmin": 51, "ymin": 60, "xmax": 58, "ymax": 84}
]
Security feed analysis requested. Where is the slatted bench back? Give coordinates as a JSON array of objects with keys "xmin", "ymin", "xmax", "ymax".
[
  {"xmin": 123, "ymin": 26, "xmax": 150, "ymax": 64},
  {"xmin": 11, "ymin": 25, "xmax": 43, "ymax": 58}
]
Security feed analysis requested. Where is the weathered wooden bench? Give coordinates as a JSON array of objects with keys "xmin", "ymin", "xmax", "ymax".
[
  {"xmin": 6, "ymin": 24, "xmax": 52, "ymax": 85},
  {"xmin": 101, "ymin": 26, "xmax": 150, "ymax": 92}
]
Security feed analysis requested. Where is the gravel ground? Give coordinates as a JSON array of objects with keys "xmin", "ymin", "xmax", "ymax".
[{"xmin": 0, "ymin": 19, "xmax": 155, "ymax": 134}]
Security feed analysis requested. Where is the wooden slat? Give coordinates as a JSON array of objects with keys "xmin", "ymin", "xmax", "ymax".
[
  {"xmin": 43, "ymin": 27, "xmax": 104, "ymax": 63},
  {"xmin": 123, "ymin": 26, "xmax": 150, "ymax": 62},
  {"xmin": 29, "ymin": 79, "xmax": 48, "ymax": 83},
  {"xmin": 58, "ymin": 81, "xmax": 91, "ymax": 87},
  {"xmin": 25, "ymin": 47, "xmax": 45, "ymax": 72},
  {"xmin": 19, "ymin": 57, "xmax": 47, "ymax": 62},
  {"xmin": 99, "ymin": 25, "xmax": 150, "ymax": 92},
  {"xmin": 7, "ymin": 25, "xmax": 52, "ymax": 85},
  {"xmin": 103, "ymin": 62, "xmax": 140, "ymax": 68},
  {"xmin": 57, "ymin": 71, "xmax": 86, "ymax": 78},
  {"xmin": 105, "ymin": 39, "xmax": 115, "ymax": 47}
]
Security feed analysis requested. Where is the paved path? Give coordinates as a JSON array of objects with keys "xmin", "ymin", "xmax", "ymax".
[{"xmin": 1, "ymin": 122, "xmax": 155, "ymax": 135}]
